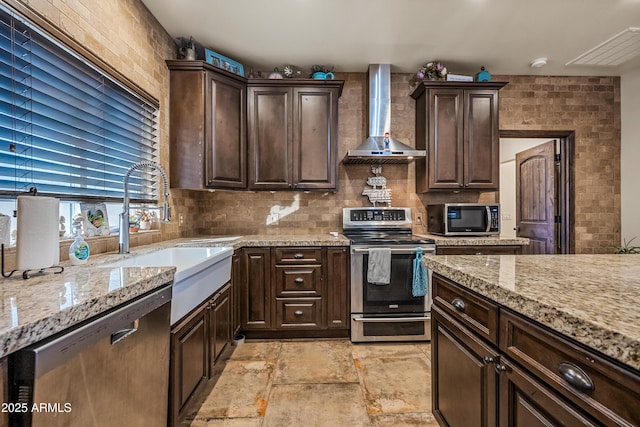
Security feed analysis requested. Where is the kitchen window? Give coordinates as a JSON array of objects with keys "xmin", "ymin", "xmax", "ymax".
[{"xmin": 0, "ymin": 2, "xmax": 160, "ymax": 205}]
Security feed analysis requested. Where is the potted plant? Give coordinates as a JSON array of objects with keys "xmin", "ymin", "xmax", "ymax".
[{"xmin": 614, "ymin": 236, "xmax": 640, "ymax": 254}]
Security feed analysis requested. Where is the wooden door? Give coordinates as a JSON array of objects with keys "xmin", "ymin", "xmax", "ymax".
[
  {"xmin": 240, "ymin": 248, "xmax": 272, "ymax": 329},
  {"xmin": 205, "ymin": 71, "xmax": 246, "ymax": 189},
  {"xmin": 247, "ymin": 87, "xmax": 292, "ymax": 189},
  {"xmin": 210, "ymin": 284, "xmax": 231, "ymax": 370},
  {"xmin": 499, "ymin": 359, "xmax": 599, "ymax": 426},
  {"xmin": 464, "ymin": 90, "xmax": 499, "ymax": 190},
  {"xmin": 292, "ymin": 87, "xmax": 337, "ymax": 189},
  {"xmin": 516, "ymin": 140, "xmax": 556, "ymax": 254},
  {"xmin": 428, "ymin": 89, "xmax": 464, "ymax": 189},
  {"xmin": 325, "ymin": 247, "xmax": 349, "ymax": 329},
  {"xmin": 432, "ymin": 305, "xmax": 498, "ymax": 427}
]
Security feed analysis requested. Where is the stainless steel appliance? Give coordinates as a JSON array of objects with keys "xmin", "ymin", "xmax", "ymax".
[
  {"xmin": 343, "ymin": 207, "xmax": 435, "ymax": 342},
  {"xmin": 9, "ymin": 284, "xmax": 172, "ymax": 426},
  {"xmin": 427, "ymin": 203, "xmax": 500, "ymax": 236}
]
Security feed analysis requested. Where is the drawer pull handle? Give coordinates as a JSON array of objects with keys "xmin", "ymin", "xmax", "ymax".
[
  {"xmin": 294, "ymin": 277, "xmax": 304, "ymax": 284},
  {"xmin": 483, "ymin": 356, "xmax": 495, "ymax": 365},
  {"xmin": 558, "ymin": 362, "xmax": 594, "ymax": 392},
  {"xmin": 293, "ymin": 253, "xmax": 304, "ymax": 259},
  {"xmin": 294, "ymin": 310, "xmax": 303, "ymax": 316},
  {"xmin": 495, "ymin": 364, "xmax": 507, "ymax": 374},
  {"xmin": 452, "ymin": 298, "xmax": 465, "ymax": 312}
]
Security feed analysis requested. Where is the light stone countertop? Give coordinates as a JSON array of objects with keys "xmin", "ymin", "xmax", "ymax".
[
  {"xmin": 424, "ymin": 254, "xmax": 640, "ymax": 371},
  {"xmin": 414, "ymin": 233, "xmax": 529, "ymax": 246}
]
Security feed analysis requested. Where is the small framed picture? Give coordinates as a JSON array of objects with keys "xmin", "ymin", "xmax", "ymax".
[
  {"xmin": 79, "ymin": 203, "xmax": 110, "ymax": 236},
  {"xmin": 205, "ymin": 49, "xmax": 244, "ymax": 77}
]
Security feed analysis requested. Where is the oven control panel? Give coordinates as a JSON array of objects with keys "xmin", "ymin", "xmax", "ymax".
[{"xmin": 349, "ymin": 209, "xmax": 406, "ymax": 222}]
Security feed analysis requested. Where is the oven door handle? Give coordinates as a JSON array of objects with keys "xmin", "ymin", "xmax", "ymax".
[
  {"xmin": 352, "ymin": 316, "xmax": 431, "ymax": 322},
  {"xmin": 351, "ymin": 248, "xmax": 435, "ymax": 255}
]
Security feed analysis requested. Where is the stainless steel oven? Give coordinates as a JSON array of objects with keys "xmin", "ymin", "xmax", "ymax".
[{"xmin": 343, "ymin": 208, "xmax": 436, "ymax": 342}]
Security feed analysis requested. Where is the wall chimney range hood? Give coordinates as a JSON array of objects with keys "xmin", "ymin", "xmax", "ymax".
[{"xmin": 343, "ymin": 64, "xmax": 425, "ymax": 164}]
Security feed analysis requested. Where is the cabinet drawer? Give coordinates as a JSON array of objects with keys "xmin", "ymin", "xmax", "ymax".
[
  {"xmin": 274, "ymin": 247, "xmax": 322, "ymax": 264},
  {"xmin": 275, "ymin": 299, "xmax": 323, "ymax": 329},
  {"xmin": 432, "ymin": 274, "xmax": 499, "ymax": 345},
  {"xmin": 275, "ymin": 266, "xmax": 322, "ymax": 297},
  {"xmin": 500, "ymin": 309, "xmax": 640, "ymax": 427}
]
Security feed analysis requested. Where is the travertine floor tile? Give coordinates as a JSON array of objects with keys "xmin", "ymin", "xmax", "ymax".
[
  {"xmin": 355, "ymin": 356, "xmax": 431, "ymax": 414},
  {"xmin": 370, "ymin": 412, "xmax": 439, "ymax": 427},
  {"xmin": 274, "ymin": 340, "xmax": 358, "ymax": 384},
  {"xmin": 262, "ymin": 383, "xmax": 370, "ymax": 427},
  {"xmin": 230, "ymin": 341, "xmax": 282, "ymax": 362},
  {"xmin": 351, "ymin": 342, "xmax": 428, "ymax": 360},
  {"xmin": 194, "ymin": 360, "xmax": 274, "ymax": 419}
]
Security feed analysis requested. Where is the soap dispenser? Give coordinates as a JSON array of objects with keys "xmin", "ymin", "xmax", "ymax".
[{"xmin": 69, "ymin": 214, "xmax": 90, "ymax": 265}]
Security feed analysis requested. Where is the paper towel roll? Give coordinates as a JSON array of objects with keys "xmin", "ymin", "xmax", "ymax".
[{"xmin": 16, "ymin": 196, "xmax": 60, "ymax": 271}]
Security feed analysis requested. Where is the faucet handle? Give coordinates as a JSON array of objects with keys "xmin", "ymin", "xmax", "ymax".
[{"xmin": 162, "ymin": 202, "xmax": 171, "ymax": 222}]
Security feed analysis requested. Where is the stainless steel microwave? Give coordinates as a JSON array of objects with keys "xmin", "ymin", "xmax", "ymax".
[{"xmin": 427, "ymin": 203, "xmax": 500, "ymax": 236}]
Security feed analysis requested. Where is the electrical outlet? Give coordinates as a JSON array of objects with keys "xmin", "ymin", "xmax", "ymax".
[
  {"xmin": 267, "ymin": 213, "xmax": 279, "ymax": 225},
  {"xmin": 179, "ymin": 214, "xmax": 184, "ymax": 226},
  {"xmin": 416, "ymin": 214, "xmax": 423, "ymax": 224}
]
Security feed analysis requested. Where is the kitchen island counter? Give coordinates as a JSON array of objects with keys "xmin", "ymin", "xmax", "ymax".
[{"xmin": 424, "ymin": 254, "xmax": 640, "ymax": 371}]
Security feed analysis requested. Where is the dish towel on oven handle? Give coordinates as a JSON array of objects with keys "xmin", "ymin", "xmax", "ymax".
[
  {"xmin": 412, "ymin": 247, "xmax": 427, "ymax": 297},
  {"xmin": 367, "ymin": 247, "xmax": 391, "ymax": 285}
]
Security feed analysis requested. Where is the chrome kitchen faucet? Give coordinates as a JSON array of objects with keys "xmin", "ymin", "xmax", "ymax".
[{"xmin": 119, "ymin": 161, "xmax": 171, "ymax": 254}]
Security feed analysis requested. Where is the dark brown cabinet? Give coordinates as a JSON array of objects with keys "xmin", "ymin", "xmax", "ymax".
[
  {"xmin": 432, "ymin": 274, "xmax": 640, "ymax": 427},
  {"xmin": 169, "ymin": 282, "xmax": 235, "ymax": 426},
  {"xmin": 411, "ymin": 82, "xmax": 506, "ymax": 192},
  {"xmin": 238, "ymin": 246, "xmax": 349, "ymax": 338},
  {"xmin": 231, "ymin": 250, "xmax": 242, "ymax": 336},
  {"xmin": 247, "ymin": 80, "xmax": 343, "ymax": 190},
  {"xmin": 167, "ymin": 61, "xmax": 247, "ymax": 189}
]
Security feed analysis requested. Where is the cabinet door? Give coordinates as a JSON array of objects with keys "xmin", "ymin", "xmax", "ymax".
[
  {"xmin": 325, "ymin": 247, "xmax": 349, "ymax": 329},
  {"xmin": 240, "ymin": 248, "xmax": 272, "ymax": 329},
  {"xmin": 292, "ymin": 87, "xmax": 338, "ymax": 189},
  {"xmin": 464, "ymin": 90, "xmax": 499, "ymax": 189},
  {"xmin": 247, "ymin": 87, "xmax": 292, "ymax": 189},
  {"xmin": 205, "ymin": 71, "xmax": 246, "ymax": 188},
  {"xmin": 210, "ymin": 283, "xmax": 231, "ymax": 371},
  {"xmin": 231, "ymin": 251, "xmax": 241, "ymax": 336},
  {"xmin": 432, "ymin": 305, "xmax": 498, "ymax": 427},
  {"xmin": 428, "ymin": 88, "xmax": 465, "ymax": 189},
  {"xmin": 170, "ymin": 303, "xmax": 208, "ymax": 426},
  {"xmin": 499, "ymin": 359, "xmax": 599, "ymax": 427}
]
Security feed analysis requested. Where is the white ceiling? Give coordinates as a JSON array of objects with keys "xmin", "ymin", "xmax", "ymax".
[{"xmin": 142, "ymin": 0, "xmax": 640, "ymax": 76}]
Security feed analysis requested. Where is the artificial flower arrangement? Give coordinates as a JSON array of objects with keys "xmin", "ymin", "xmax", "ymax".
[{"xmin": 410, "ymin": 61, "xmax": 448, "ymax": 86}]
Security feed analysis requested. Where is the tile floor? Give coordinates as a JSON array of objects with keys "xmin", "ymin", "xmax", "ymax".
[{"xmin": 184, "ymin": 339, "xmax": 439, "ymax": 427}]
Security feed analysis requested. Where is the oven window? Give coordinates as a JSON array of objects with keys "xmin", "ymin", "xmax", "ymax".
[{"xmin": 362, "ymin": 253, "xmax": 425, "ymax": 313}]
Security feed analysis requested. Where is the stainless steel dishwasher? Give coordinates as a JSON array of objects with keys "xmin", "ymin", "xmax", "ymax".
[{"xmin": 9, "ymin": 284, "xmax": 172, "ymax": 426}]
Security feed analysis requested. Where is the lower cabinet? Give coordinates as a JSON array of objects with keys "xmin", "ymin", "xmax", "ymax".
[
  {"xmin": 239, "ymin": 246, "xmax": 349, "ymax": 338},
  {"xmin": 432, "ymin": 274, "xmax": 640, "ymax": 427},
  {"xmin": 169, "ymin": 282, "xmax": 233, "ymax": 426}
]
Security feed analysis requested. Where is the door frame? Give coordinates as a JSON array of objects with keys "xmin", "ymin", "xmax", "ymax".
[{"xmin": 500, "ymin": 130, "xmax": 575, "ymax": 254}]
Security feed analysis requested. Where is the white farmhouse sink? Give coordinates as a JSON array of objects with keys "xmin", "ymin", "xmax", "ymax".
[{"xmin": 104, "ymin": 247, "xmax": 233, "ymax": 324}]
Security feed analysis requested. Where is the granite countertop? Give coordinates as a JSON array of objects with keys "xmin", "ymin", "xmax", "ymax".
[
  {"xmin": 424, "ymin": 254, "xmax": 640, "ymax": 371},
  {"xmin": 414, "ymin": 233, "xmax": 529, "ymax": 246},
  {"xmin": 0, "ymin": 233, "xmax": 348, "ymax": 358}
]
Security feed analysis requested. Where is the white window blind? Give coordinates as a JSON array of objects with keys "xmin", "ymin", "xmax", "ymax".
[{"xmin": 0, "ymin": 4, "xmax": 159, "ymax": 203}]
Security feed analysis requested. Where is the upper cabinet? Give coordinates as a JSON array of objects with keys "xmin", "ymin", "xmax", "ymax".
[
  {"xmin": 247, "ymin": 79, "xmax": 343, "ymax": 191},
  {"xmin": 167, "ymin": 61, "xmax": 247, "ymax": 190},
  {"xmin": 410, "ymin": 81, "xmax": 507, "ymax": 192}
]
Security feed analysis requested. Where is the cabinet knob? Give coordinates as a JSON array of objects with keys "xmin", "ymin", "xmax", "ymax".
[
  {"xmin": 294, "ymin": 310, "xmax": 303, "ymax": 316},
  {"xmin": 475, "ymin": 252, "xmax": 484, "ymax": 256},
  {"xmin": 558, "ymin": 362, "xmax": 594, "ymax": 392},
  {"xmin": 495, "ymin": 364, "xmax": 507, "ymax": 374},
  {"xmin": 294, "ymin": 277, "xmax": 304, "ymax": 284},
  {"xmin": 459, "ymin": 184, "xmax": 464, "ymax": 187},
  {"xmin": 293, "ymin": 253, "xmax": 304, "ymax": 259},
  {"xmin": 483, "ymin": 356, "xmax": 495, "ymax": 365},
  {"xmin": 451, "ymin": 298, "xmax": 465, "ymax": 312}
]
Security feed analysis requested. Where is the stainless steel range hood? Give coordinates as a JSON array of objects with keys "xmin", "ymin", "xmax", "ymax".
[{"xmin": 343, "ymin": 64, "xmax": 426, "ymax": 164}]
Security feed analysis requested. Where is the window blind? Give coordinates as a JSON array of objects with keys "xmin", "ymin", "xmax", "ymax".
[{"xmin": 0, "ymin": 4, "xmax": 159, "ymax": 203}]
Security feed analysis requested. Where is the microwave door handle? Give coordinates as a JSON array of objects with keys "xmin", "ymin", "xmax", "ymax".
[{"xmin": 486, "ymin": 206, "xmax": 491, "ymax": 232}]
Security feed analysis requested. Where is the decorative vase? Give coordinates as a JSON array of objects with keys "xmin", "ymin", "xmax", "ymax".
[{"xmin": 139, "ymin": 220, "xmax": 151, "ymax": 230}]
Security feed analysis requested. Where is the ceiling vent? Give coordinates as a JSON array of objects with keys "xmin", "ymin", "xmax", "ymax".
[{"xmin": 566, "ymin": 27, "xmax": 640, "ymax": 67}]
